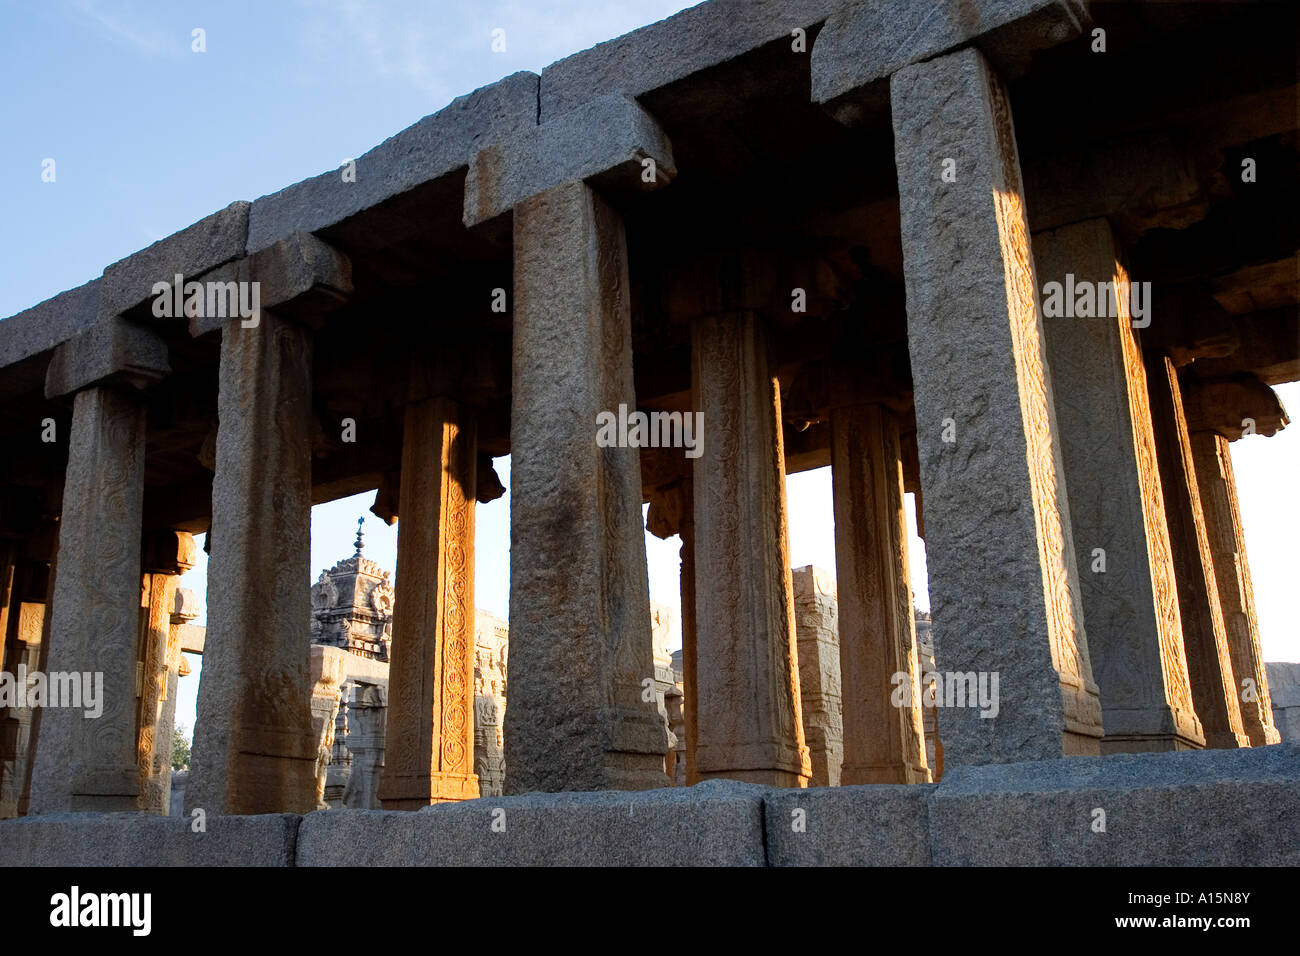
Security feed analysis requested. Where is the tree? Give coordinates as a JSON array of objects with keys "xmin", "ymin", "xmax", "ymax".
[{"xmin": 172, "ymin": 724, "xmax": 192, "ymax": 771}]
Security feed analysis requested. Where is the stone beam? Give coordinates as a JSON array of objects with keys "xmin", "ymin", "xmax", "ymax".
[
  {"xmin": 890, "ymin": 46, "xmax": 1103, "ymax": 764},
  {"xmin": 505, "ymin": 180, "xmax": 668, "ymax": 792},
  {"xmin": 97, "ymin": 202, "xmax": 249, "ymax": 322},
  {"xmin": 539, "ymin": 0, "xmax": 845, "ymax": 120},
  {"xmin": 813, "ymin": 0, "xmax": 1088, "ymax": 123},
  {"xmin": 1022, "ymin": 133, "xmax": 1206, "ymax": 234},
  {"xmin": 1035, "ymin": 219, "xmax": 1203, "ymax": 752},
  {"xmin": 464, "ymin": 92, "xmax": 675, "ymax": 228},
  {"xmin": 248, "ymin": 72, "xmax": 538, "ymax": 253},
  {"xmin": 691, "ymin": 311, "xmax": 811, "ymax": 787}
]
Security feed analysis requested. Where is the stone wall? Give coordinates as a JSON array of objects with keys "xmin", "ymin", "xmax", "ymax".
[{"xmin": 1266, "ymin": 663, "xmax": 1300, "ymax": 743}]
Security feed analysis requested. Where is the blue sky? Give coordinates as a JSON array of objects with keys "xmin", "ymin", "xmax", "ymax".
[{"xmin": 2, "ymin": 1, "xmax": 1295, "ymax": 743}]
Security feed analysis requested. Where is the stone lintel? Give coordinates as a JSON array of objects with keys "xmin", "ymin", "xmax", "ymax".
[
  {"xmin": 44, "ymin": 316, "xmax": 170, "ymax": 400},
  {"xmin": 464, "ymin": 92, "xmax": 675, "ymax": 228},
  {"xmin": 539, "ymin": 0, "xmax": 846, "ymax": 120},
  {"xmin": 187, "ymin": 232, "xmax": 352, "ymax": 337},
  {"xmin": 97, "ymin": 201, "xmax": 250, "ymax": 322},
  {"xmin": 1023, "ymin": 133, "xmax": 1205, "ymax": 234},
  {"xmin": 0, "ymin": 279, "xmax": 100, "ymax": 371},
  {"xmin": 660, "ymin": 249, "xmax": 854, "ymax": 323},
  {"xmin": 813, "ymin": 0, "xmax": 1088, "ymax": 124},
  {"xmin": 1183, "ymin": 373, "xmax": 1290, "ymax": 440}
]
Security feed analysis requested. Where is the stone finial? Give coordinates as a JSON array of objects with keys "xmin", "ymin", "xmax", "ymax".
[{"xmin": 354, "ymin": 515, "xmax": 365, "ymax": 557}]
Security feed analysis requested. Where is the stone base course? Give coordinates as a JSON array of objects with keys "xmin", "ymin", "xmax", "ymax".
[{"xmin": 3, "ymin": 747, "xmax": 1295, "ymax": 866}]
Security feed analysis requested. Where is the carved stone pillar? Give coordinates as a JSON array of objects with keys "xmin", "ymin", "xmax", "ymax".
[
  {"xmin": 831, "ymin": 403, "xmax": 929, "ymax": 783},
  {"xmin": 342, "ymin": 684, "xmax": 386, "ymax": 809},
  {"xmin": 1034, "ymin": 219, "xmax": 1202, "ymax": 751},
  {"xmin": 505, "ymin": 180, "xmax": 667, "ymax": 793},
  {"xmin": 135, "ymin": 531, "xmax": 196, "ymax": 814},
  {"xmin": 691, "ymin": 311, "xmax": 810, "ymax": 787},
  {"xmin": 378, "ymin": 395, "xmax": 479, "ymax": 808},
  {"xmin": 29, "ymin": 387, "xmax": 149, "ymax": 812},
  {"xmin": 309, "ymin": 645, "xmax": 346, "ymax": 810},
  {"xmin": 646, "ymin": 479, "xmax": 698, "ymax": 786},
  {"xmin": 1145, "ymin": 355, "xmax": 1248, "ymax": 749},
  {"xmin": 1189, "ymin": 428, "xmax": 1280, "ymax": 745},
  {"xmin": 188, "ymin": 314, "xmax": 317, "ymax": 815},
  {"xmin": 890, "ymin": 46, "xmax": 1103, "ymax": 764},
  {"xmin": 153, "ymin": 586, "xmax": 201, "ymax": 812}
]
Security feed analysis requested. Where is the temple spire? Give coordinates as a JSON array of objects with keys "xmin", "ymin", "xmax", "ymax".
[{"xmin": 354, "ymin": 515, "xmax": 365, "ymax": 557}]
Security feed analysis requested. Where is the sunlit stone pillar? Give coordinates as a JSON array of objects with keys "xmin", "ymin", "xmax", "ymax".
[
  {"xmin": 136, "ymin": 531, "xmax": 196, "ymax": 814},
  {"xmin": 1034, "ymin": 219, "xmax": 1202, "ymax": 751},
  {"xmin": 646, "ymin": 478, "xmax": 699, "ymax": 785},
  {"xmin": 832, "ymin": 403, "xmax": 929, "ymax": 783},
  {"xmin": 1189, "ymin": 428, "xmax": 1281, "ymax": 745},
  {"xmin": 188, "ymin": 314, "xmax": 317, "ymax": 815},
  {"xmin": 691, "ymin": 311, "xmax": 810, "ymax": 787},
  {"xmin": 506, "ymin": 181, "xmax": 667, "ymax": 793},
  {"xmin": 379, "ymin": 395, "xmax": 479, "ymax": 808},
  {"xmin": 153, "ymin": 586, "xmax": 200, "ymax": 813},
  {"xmin": 1145, "ymin": 355, "xmax": 1247, "ymax": 748},
  {"xmin": 891, "ymin": 46, "xmax": 1103, "ymax": 764},
  {"xmin": 29, "ymin": 387, "xmax": 149, "ymax": 812}
]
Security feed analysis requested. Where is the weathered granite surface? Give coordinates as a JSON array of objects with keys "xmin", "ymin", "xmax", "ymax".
[
  {"xmin": 6, "ymin": 747, "xmax": 1297, "ymax": 866},
  {"xmin": 1266, "ymin": 663, "xmax": 1300, "ymax": 743},
  {"xmin": 248, "ymin": 72, "xmax": 539, "ymax": 253},
  {"xmin": 540, "ymin": 0, "xmax": 846, "ymax": 120}
]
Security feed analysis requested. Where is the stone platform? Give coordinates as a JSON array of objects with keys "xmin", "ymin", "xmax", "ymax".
[{"xmin": 2, "ymin": 746, "xmax": 1296, "ymax": 867}]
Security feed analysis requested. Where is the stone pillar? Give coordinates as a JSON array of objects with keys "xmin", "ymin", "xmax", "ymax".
[
  {"xmin": 831, "ymin": 403, "xmax": 929, "ymax": 783},
  {"xmin": 309, "ymin": 645, "xmax": 346, "ymax": 810},
  {"xmin": 0, "ymin": 556, "xmax": 46, "ymax": 818},
  {"xmin": 505, "ymin": 180, "xmax": 667, "ymax": 793},
  {"xmin": 135, "ymin": 531, "xmax": 196, "ymax": 814},
  {"xmin": 678, "ymin": 488, "xmax": 699, "ymax": 787},
  {"xmin": 1189, "ymin": 428, "xmax": 1280, "ymax": 745},
  {"xmin": 28, "ymin": 387, "xmax": 150, "ymax": 812},
  {"xmin": 890, "ymin": 46, "xmax": 1103, "ymax": 764},
  {"xmin": 188, "ymin": 314, "xmax": 317, "ymax": 815},
  {"xmin": 18, "ymin": 530, "xmax": 58, "ymax": 817},
  {"xmin": 378, "ymin": 396, "xmax": 479, "ymax": 808},
  {"xmin": 691, "ymin": 311, "xmax": 810, "ymax": 787},
  {"xmin": 646, "ymin": 478, "xmax": 699, "ymax": 786},
  {"xmin": 342, "ymin": 684, "xmax": 386, "ymax": 809},
  {"xmin": 791, "ymin": 566, "xmax": 844, "ymax": 787},
  {"xmin": 1034, "ymin": 219, "xmax": 1202, "ymax": 751},
  {"xmin": 1145, "ymin": 355, "xmax": 1247, "ymax": 749},
  {"xmin": 153, "ymin": 586, "xmax": 200, "ymax": 813}
]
